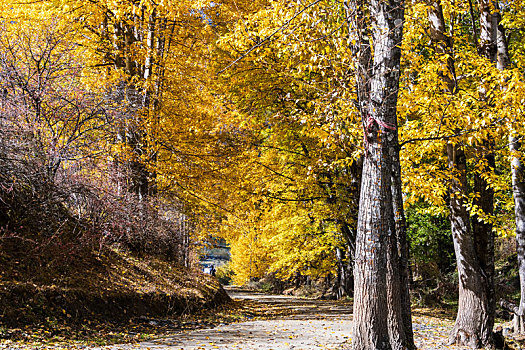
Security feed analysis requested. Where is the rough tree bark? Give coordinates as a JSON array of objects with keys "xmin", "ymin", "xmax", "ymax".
[
  {"xmin": 470, "ymin": 0, "xmax": 498, "ymax": 344},
  {"xmin": 352, "ymin": 114, "xmax": 394, "ymax": 350},
  {"xmin": 448, "ymin": 145, "xmax": 493, "ymax": 348},
  {"xmin": 426, "ymin": 0, "xmax": 495, "ymax": 346},
  {"xmin": 346, "ymin": 0, "xmax": 412, "ymax": 347},
  {"xmin": 471, "ymin": 168, "xmax": 495, "ymax": 345}
]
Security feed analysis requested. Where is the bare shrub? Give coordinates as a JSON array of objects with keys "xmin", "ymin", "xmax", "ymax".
[{"xmin": 0, "ymin": 21, "xmax": 192, "ymax": 264}]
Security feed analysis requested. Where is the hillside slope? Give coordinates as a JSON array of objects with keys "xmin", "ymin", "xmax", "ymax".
[{"xmin": 0, "ymin": 240, "xmax": 230, "ymax": 346}]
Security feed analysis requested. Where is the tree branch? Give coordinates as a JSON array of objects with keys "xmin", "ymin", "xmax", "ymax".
[{"xmin": 218, "ymin": 0, "xmax": 323, "ymax": 74}]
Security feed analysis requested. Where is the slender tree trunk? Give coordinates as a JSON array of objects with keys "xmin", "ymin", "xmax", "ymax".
[
  {"xmin": 499, "ymin": 27, "xmax": 525, "ymax": 335},
  {"xmin": 496, "ymin": 14, "xmax": 510, "ymax": 72},
  {"xmin": 335, "ymin": 245, "xmax": 353, "ymax": 298},
  {"xmin": 344, "ymin": 0, "xmax": 371, "ymax": 117},
  {"xmin": 391, "ymin": 135, "xmax": 415, "ymax": 349},
  {"xmin": 350, "ymin": 0, "xmax": 409, "ymax": 346},
  {"xmin": 511, "ymin": 136, "xmax": 525, "ymax": 334},
  {"xmin": 335, "ymin": 220, "xmax": 357, "ymax": 297},
  {"xmin": 334, "ymin": 157, "xmax": 362, "ymax": 298}
]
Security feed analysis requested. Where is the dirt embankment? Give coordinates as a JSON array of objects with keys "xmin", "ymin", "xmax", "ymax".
[{"xmin": 0, "ymin": 240, "xmax": 230, "ymax": 344}]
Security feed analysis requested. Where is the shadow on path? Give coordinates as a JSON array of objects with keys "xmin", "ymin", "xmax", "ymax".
[
  {"xmin": 226, "ymin": 286, "xmax": 353, "ymax": 320},
  {"xmin": 98, "ymin": 286, "xmax": 353, "ymax": 350}
]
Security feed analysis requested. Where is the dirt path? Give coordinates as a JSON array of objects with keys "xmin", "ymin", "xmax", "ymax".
[
  {"xmin": 94, "ymin": 287, "xmax": 466, "ymax": 350},
  {"xmin": 91, "ymin": 287, "xmax": 350, "ymax": 349}
]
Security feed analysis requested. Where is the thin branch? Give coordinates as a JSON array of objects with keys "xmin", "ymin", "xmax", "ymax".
[
  {"xmin": 218, "ymin": 0, "xmax": 323, "ymax": 74},
  {"xmin": 253, "ymin": 143, "xmax": 308, "ymax": 157},
  {"xmin": 399, "ymin": 117, "xmax": 504, "ymax": 148},
  {"xmin": 262, "ymin": 193, "xmax": 324, "ymax": 202},
  {"xmin": 254, "ymin": 160, "xmax": 296, "ymax": 182},
  {"xmin": 172, "ymin": 181, "xmax": 238, "ymax": 217}
]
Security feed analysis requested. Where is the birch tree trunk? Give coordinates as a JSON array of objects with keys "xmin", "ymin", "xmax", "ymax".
[
  {"xmin": 511, "ymin": 136, "xmax": 525, "ymax": 334},
  {"xmin": 495, "ymin": 13, "xmax": 525, "ymax": 335}
]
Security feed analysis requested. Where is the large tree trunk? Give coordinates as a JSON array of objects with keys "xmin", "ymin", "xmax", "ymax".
[
  {"xmin": 471, "ymin": 156, "xmax": 495, "ymax": 340},
  {"xmin": 352, "ymin": 126, "xmax": 394, "ymax": 350},
  {"xmin": 350, "ymin": 0, "xmax": 410, "ymax": 346},
  {"xmin": 469, "ymin": 0, "xmax": 497, "ymax": 344},
  {"xmin": 111, "ymin": 9, "xmax": 161, "ymax": 201},
  {"xmin": 470, "ymin": 150, "xmax": 495, "ymax": 347},
  {"xmin": 426, "ymin": 0, "xmax": 494, "ymax": 346},
  {"xmin": 386, "ymin": 208, "xmax": 407, "ymax": 350}
]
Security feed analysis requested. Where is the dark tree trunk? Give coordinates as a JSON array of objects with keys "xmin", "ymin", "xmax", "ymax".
[
  {"xmin": 472, "ymin": 158, "xmax": 495, "ymax": 340},
  {"xmin": 391, "ymin": 135, "xmax": 415, "ymax": 349},
  {"xmin": 349, "ymin": 0, "xmax": 410, "ymax": 346},
  {"xmin": 324, "ymin": 151, "xmax": 361, "ymax": 299},
  {"xmin": 127, "ymin": 128, "xmax": 150, "ymax": 200},
  {"xmin": 335, "ymin": 220, "xmax": 356, "ymax": 298},
  {"xmin": 447, "ymin": 145, "xmax": 492, "ymax": 348},
  {"xmin": 386, "ymin": 209, "xmax": 407, "ymax": 350}
]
